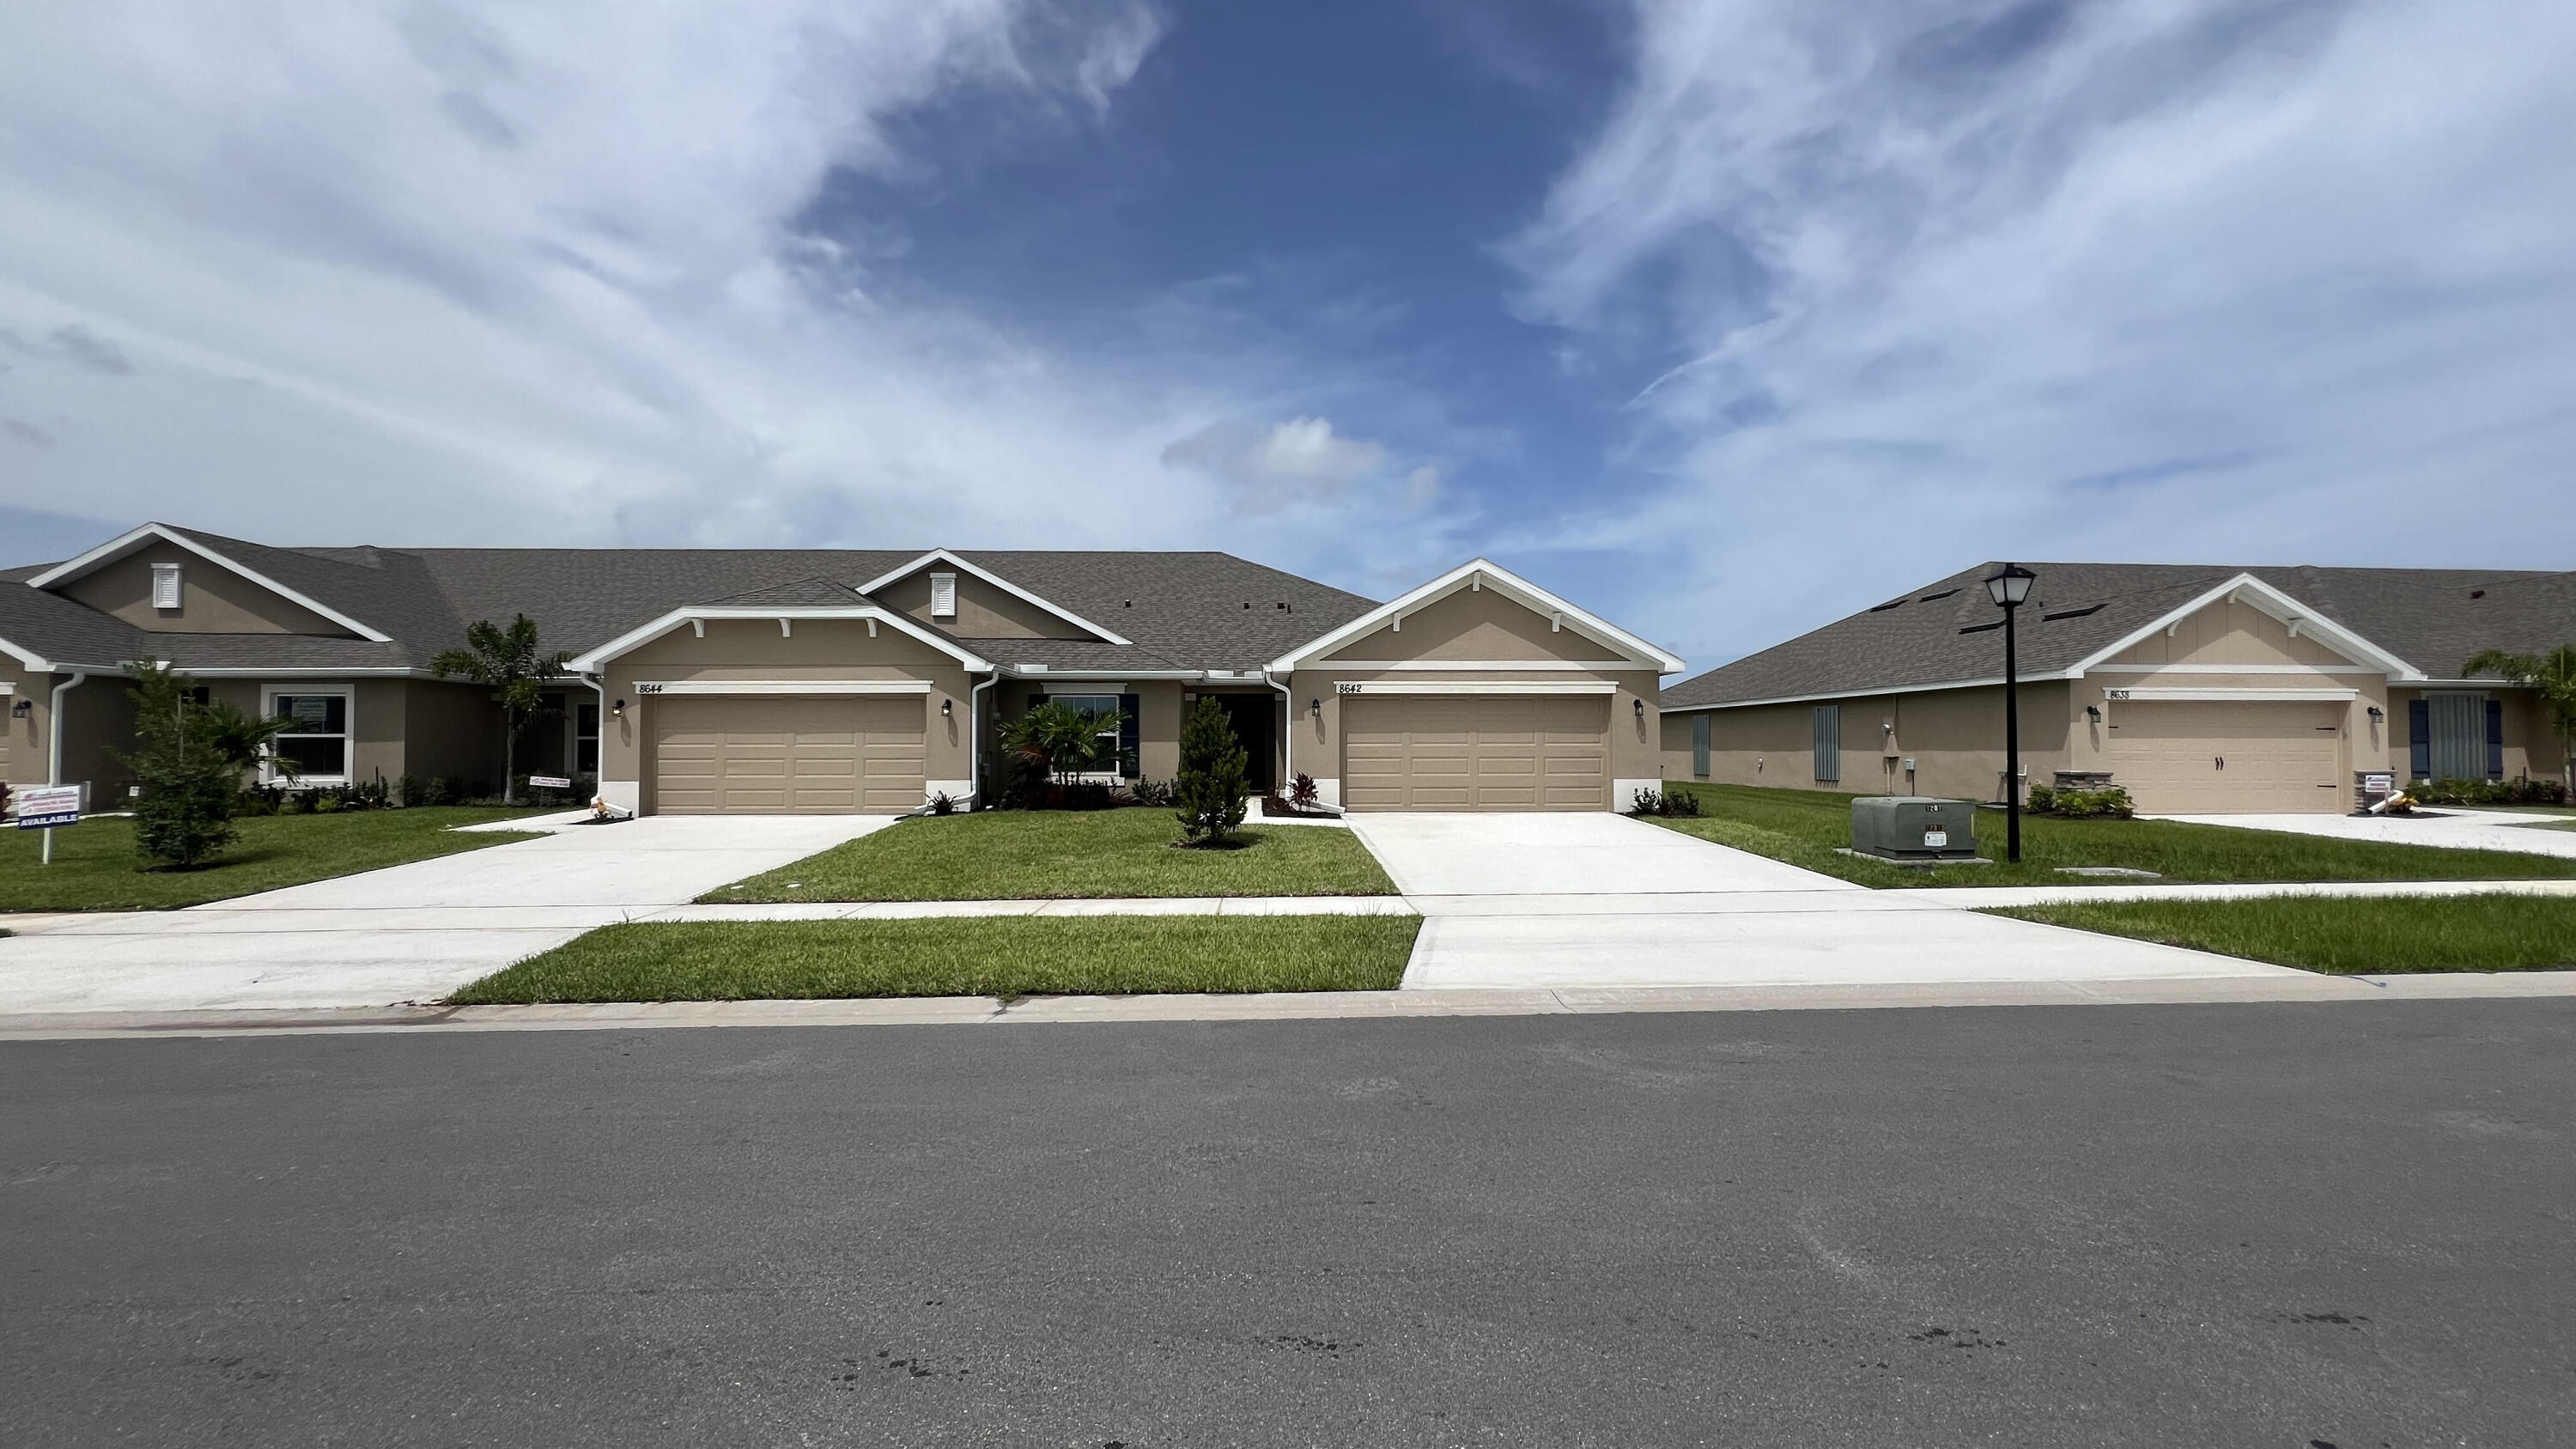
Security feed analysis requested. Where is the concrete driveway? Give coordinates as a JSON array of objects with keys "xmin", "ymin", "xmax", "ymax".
[
  {"xmin": 2154, "ymin": 807, "xmax": 2576, "ymax": 861},
  {"xmin": 1346, "ymin": 813, "xmax": 2293, "ymax": 992},
  {"xmin": 0, "ymin": 815, "xmax": 893, "ymax": 1014}
]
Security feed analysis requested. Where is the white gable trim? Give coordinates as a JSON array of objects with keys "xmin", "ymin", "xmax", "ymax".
[
  {"xmin": 2064, "ymin": 573, "xmax": 2419, "ymax": 680},
  {"xmin": 24, "ymin": 524, "xmax": 394, "ymax": 642},
  {"xmin": 566, "ymin": 606, "xmax": 994, "ymax": 673},
  {"xmin": 1268, "ymin": 558, "xmax": 1685, "ymax": 674},
  {"xmin": 854, "ymin": 549, "xmax": 1132, "ymax": 646},
  {"xmin": 0, "ymin": 633, "xmax": 57, "ymax": 672}
]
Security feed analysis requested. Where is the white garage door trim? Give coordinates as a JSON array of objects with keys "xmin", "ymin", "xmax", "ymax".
[
  {"xmin": 651, "ymin": 694, "xmax": 927, "ymax": 814},
  {"xmin": 636, "ymin": 679, "xmax": 932, "ymax": 695},
  {"xmin": 2107, "ymin": 699, "xmax": 2346, "ymax": 814},
  {"xmin": 2106, "ymin": 686, "xmax": 2357, "ymax": 703},
  {"xmin": 1337, "ymin": 680, "xmax": 1616, "ymax": 695},
  {"xmin": 1342, "ymin": 693, "xmax": 1611, "ymax": 812}
]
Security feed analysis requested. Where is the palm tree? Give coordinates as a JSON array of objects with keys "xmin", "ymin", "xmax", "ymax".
[
  {"xmin": 2463, "ymin": 644, "xmax": 2576, "ymax": 795},
  {"xmin": 432, "ymin": 614, "xmax": 570, "ymax": 805}
]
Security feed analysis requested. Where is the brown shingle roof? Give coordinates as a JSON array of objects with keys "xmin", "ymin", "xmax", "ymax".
[{"xmin": 1662, "ymin": 562, "xmax": 2576, "ymax": 709}]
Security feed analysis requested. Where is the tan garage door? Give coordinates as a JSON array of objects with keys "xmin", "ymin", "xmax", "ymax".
[
  {"xmin": 2107, "ymin": 701, "xmax": 2345, "ymax": 813},
  {"xmin": 651, "ymin": 694, "xmax": 925, "ymax": 814},
  {"xmin": 1342, "ymin": 693, "xmax": 1609, "ymax": 811}
]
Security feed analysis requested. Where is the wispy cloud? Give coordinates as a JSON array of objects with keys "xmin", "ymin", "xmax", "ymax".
[{"xmin": 1506, "ymin": 0, "xmax": 2576, "ymax": 665}]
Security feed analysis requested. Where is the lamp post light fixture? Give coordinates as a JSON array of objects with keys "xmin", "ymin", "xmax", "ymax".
[{"xmin": 1984, "ymin": 563, "xmax": 2037, "ymax": 863}]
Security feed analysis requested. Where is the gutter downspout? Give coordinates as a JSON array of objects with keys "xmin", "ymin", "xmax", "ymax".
[
  {"xmin": 47, "ymin": 670, "xmax": 87, "ymax": 788},
  {"xmin": 968, "ymin": 672, "xmax": 996, "ymax": 809},
  {"xmin": 580, "ymin": 673, "xmax": 624, "ymax": 817},
  {"xmin": 1263, "ymin": 669, "xmax": 1338, "ymax": 813}
]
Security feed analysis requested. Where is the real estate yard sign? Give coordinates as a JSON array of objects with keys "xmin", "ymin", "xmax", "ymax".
[{"xmin": 14, "ymin": 783, "xmax": 82, "ymax": 867}]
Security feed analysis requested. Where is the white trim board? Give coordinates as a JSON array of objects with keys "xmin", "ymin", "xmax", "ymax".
[
  {"xmin": 1337, "ymin": 680, "xmax": 1618, "ymax": 696},
  {"xmin": 2088, "ymin": 663, "xmax": 2383, "ymax": 676},
  {"xmin": 566, "ymin": 606, "xmax": 993, "ymax": 674},
  {"xmin": 1269, "ymin": 557, "xmax": 1686, "ymax": 674},
  {"xmin": 2105, "ymin": 687, "xmax": 2359, "ymax": 703},
  {"xmin": 1314, "ymin": 660, "xmax": 1643, "ymax": 673},
  {"xmin": 633, "ymin": 679, "xmax": 933, "ymax": 696},
  {"xmin": 854, "ymin": 550, "xmax": 1132, "ymax": 647},
  {"xmin": 2065, "ymin": 573, "xmax": 2418, "ymax": 680},
  {"xmin": 25, "ymin": 524, "xmax": 393, "ymax": 643}
]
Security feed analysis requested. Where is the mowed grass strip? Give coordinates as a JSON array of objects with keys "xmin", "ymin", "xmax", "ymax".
[
  {"xmin": 0, "ymin": 807, "xmax": 549, "ymax": 911},
  {"xmin": 453, "ymin": 916, "xmax": 1422, "ymax": 1003},
  {"xmin": 702, "ymin": 808, "xmax": 1398, "ymax": 903},
  {"xmin": 1988, "ymin": 893, "xmax": 2576, "ymax": 973},
  {"xmin": 1655, "ymin": 782, "xmax": 2576, "ymax": 889}
]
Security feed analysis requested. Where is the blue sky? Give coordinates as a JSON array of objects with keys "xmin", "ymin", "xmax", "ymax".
[{"xmin": 3, "ymin": 0, "xmax": 2571, "ymax": 673}]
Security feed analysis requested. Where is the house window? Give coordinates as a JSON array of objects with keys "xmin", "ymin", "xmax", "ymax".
[
  {"xmin": 929, "ymin": 573, "xmax": 957, "ymax": 618},
  {"xmin": 2421, "ymin": 691, "xmax": 2491, "ymax": 781},
  {"xmin": 1812, "ymin": 704, "xmax": 1841, "ymax": 782},
  {"xmin": 151, "ymin": 563, "xmax": 183, "ymax": 610},
  {"xmin": 575, "ymin": 702, "xmax": 599, "ymax": 774},
  {"xmin": 1042, "ymin": 693, "xmax": 1138, "ymax": 779},
  {"xmin": 1692, "ymin": 714, "xmax": 1711, "ymax": 779},
  {"xmin": 269, "ymin": 691, "xmax": 350, "ymax": 782}
]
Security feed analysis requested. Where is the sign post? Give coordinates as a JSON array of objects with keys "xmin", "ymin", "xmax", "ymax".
[{"xmin": 15, "ymin": 784, "xmax": 82, "ymax": 866}]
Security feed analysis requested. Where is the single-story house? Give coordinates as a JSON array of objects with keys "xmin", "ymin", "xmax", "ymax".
[
  {"xmin": 1660, "ymin": 563, "xmax": 2574, "ymax": 814},
  {"xmin": 1, "ymin": 523, "xmax": 1679, "ymax": 816}
]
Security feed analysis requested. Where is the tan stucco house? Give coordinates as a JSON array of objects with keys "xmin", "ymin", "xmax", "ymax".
[
  {"xmin": 1, "ymin": 524, "xmax": 1680, "ymax": 817},
  {"xmin": 1660, "ymin": 563, "xmax": 2573, "ymax": 814}
]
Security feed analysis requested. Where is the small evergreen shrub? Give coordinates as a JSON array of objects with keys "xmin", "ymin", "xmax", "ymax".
[
  {"xmin": 1628, "ymin": 786, "xmax": 1704, "ymax": 818},
  {"xmin": 1174, "ymin": 697, "xmax": 1250, "ymax": 845},
  {"xmin": 2026, "ymin": 784, "xmax": 2135, "ymax": 819}
]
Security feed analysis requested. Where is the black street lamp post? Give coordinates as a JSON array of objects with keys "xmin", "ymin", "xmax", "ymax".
[{"xmin": 1985, "ymin": 563, "xmax": 2037, "ymax": 863}]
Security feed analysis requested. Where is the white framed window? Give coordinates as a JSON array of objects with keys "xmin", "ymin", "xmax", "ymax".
[
  {"xmin": 1043, "ymin": 693, "xmax": 1127, "ymax": 780},
  {"xmin": 151, "ymin": 563, "xmax": 183, "ymax": 610},
  {"xmin": 929, "ymin": 572, "xmax": 958, "ymax": 618},
  {"xmin": 264, "ymin": 685, "xmax": 353, "ymax": 783}
]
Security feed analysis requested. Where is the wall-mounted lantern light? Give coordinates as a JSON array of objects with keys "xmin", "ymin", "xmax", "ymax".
[
  {"xmin": 1309, "ymin": 698, "xmax": 1321, "ymax": 716},
  {"xmin": 611, "ymin": 698, "xmax": 627, "ymax": 721},
  {"xmin": 940, "ymin": 698, "xmax": 953, "ymax": 718},
  {"xmin": 9, "ymin": 698, "xmax": 29, "ymax": 720},
  {"xmin": 2367, "ymin": 705, "xmax": 2385, "ymax": 722},
  {"xmin": 2085, "ymin": 705, "xmax": 2103, "ymax": 722},
  {"xmin": 1633, "ymin": 697, "xmax": 1646, "ymax": 720}
]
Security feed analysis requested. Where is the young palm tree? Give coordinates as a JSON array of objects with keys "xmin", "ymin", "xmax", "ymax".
[
  {"xmin": 2463, "ymin": 644, "xmax": 2576, "ymax": 795},
  {"xmin": 432, "ymin": 614, "xmax": 570, "ymax": 805}
]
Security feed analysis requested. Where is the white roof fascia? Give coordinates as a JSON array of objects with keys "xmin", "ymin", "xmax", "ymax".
[
  {"xmin": 1268, "ymin": 557, "xmax": 1685, "ymax": 674},
  {"xmin": 1662, "ymin": 672, "xmax": 2084, "ymax": 713},
  {"xmin": 566, "ymin": 606, "xmax": 995, "ymax": 673},
  {"xmin": 854, "ymin": 550, "xmax": 1133, "ymax": 647},
  {"xmin": 0, "ymin": 634, "xmax": 53, "ymax": 672},
  {"xmin": 24, "ymin": 523, "xmax": 394, "ymax": 643},
  {"xmin": 2063, "ymin": 573, "xmax": 2420, "ymax": 681},
  {"xmin": 1000, "ymin": 667, "xmax": 1202, "ymax": 681}
]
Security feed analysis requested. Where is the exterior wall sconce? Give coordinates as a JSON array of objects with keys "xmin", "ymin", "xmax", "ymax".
[
  {"xmin": 1309, "ymin": 698, "xmax": 1321, "ymax": 716},
  {"xmin": 940, "ymin": 698, "xmax": 953, "ymax": 718},
  {"xmin": 2085, "ymin": 705, "xmax": 2103, "ymax": 722},
  {"xmin": 2367, "ymin": 705, "xmax": 2385, "ymax": 721},
  {"xmin": 611, "ymin": 698, "xmax": 627, "ymax": 720},
  {"xmin": 1633, "ymin": 697, "xmax": 1646, "ymax": 720},
  {"xmin": 9, "ymin": 697, "xmax": 29, "ymax": 719}
]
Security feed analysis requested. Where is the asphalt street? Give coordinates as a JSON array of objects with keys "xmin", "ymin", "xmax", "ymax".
[{"xmin": 4, "ymin": 1001, "xmax": 2572, "ymax": 1447}]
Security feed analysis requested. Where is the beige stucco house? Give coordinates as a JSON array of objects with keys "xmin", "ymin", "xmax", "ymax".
[
  {"xmin": 3, "ymin": 525, "xmax": 1680, "ymax": 817},
  {"xmin": 1660, "ymin": 563, "xmax": 2573, "ymax": 814}
]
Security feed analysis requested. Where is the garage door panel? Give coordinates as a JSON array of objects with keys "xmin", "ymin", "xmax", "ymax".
[
  {"xmin": 2109, "ymin": 702, "xmax": 2343, "ymax": 813},
  {"xmin": 651, "ymin": 694, "xmax": 927, "ymax": 814},
  {"xmin": 1342, "ymin": 694, "xmax": 1609, "ymax": 811}
]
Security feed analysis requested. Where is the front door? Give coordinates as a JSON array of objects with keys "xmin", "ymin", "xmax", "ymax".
[{"xmin": 1212, "ymin": 694, "xmax": 1276, "ymax": 792}]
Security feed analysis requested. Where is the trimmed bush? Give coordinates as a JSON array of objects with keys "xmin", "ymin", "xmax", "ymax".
[{"xmin": 1175, "ymin": 697, "xmax": 1250, "ymax": 845}]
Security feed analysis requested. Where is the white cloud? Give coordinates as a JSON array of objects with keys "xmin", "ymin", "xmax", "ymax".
[
  {"xmin": 1162, "ymin": 414, "xmax": 1441, "ymax": 516},
  {"xmin": 1507, "ymin": 0, "xmax": 2576, "ymax": 667},
  {"xmin": 0, "ymin": 0, "xmax": 1375, "ymax": 560}
]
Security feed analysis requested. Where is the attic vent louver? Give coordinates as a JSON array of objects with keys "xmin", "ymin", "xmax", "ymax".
[
  {"xmin": 1917, "ymin": 588, "xmax": 1960, "ymax": 602},
  {"xmin": 929, "ymin": 573, "xmax": 957, "ymax": 618},
  {"xmin": 2040, "ymin": 604, "xmax": 2104, "ymax": 621}
]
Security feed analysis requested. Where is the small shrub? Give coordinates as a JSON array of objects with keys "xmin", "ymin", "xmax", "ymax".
[
  {"xmin": 1288, "ymin": 772, "xmax": 1321, "ymax": 811},
  {"xmin": 2028, "ymin": 784, "xmax": 2134, "ymax": 819},
  {"xmin": 928, "ymin": 791, "xmax": 957, "ymax": 816},
  {"xmin": 2409, "ymin": 776, "xmax": 2568, "ymax": 807},
  {"xmin": 1122, "ymin": 776, "xmax": 1177, "ymax": 807},
  {"xmin": 1628, "ymin": 786, "xmax": 1703, "ymax": 818}
]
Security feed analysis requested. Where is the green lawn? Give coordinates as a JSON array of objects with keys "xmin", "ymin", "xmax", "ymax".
[
  {"xmin": 453, "ymin": 915, "xmax": 1422, "ymax": 1003},
  {"xmin": 0, "ymin": 807, "xmax": 550, "ymax": 911},
  {"xmin": 1653, "ymin": 782, "xmax": 2576, "ymax": 889},
  {"xmin": 1988, "ymin": 893, "xmax": 2576, "ymax": 974},
  {"xmin": 701, "ymin": 808, "xmax": 1398, "ymax": 903}
]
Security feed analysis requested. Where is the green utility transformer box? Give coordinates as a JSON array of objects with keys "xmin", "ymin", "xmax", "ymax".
[{"xmin": 1850, "ymin": 796, "xmax": 1980, "ymax": 862}]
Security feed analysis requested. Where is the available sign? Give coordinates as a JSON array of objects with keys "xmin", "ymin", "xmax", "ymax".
[
  {"xmin": 528, "ymin": 775, "xmax": 574, "ymax": 789},
  {"xmin": 12, "ymin": 784, "xmax": 82, "ymax": 830}
]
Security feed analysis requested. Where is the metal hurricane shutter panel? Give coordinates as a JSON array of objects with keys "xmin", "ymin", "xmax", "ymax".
[{"xmin": 1812, "ymin": 703, "xmax": 1840, "ymax": 782}]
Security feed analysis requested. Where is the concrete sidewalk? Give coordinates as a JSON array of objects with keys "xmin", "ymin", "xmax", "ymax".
[{"xmin": 6, "ymin": 966, "xmax": 2575, "ymax": 1040}]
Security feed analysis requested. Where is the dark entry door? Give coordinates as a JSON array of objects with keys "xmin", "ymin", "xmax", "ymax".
[{"xmin": 1211, "ymin": 694, "xmax": 1276, "ymax": 792}]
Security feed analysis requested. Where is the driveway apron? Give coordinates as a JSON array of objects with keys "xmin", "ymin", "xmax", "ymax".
[
  {"xmin": 0, "ymin": 816, "xmax": 894, "ymax": 1014},
  {"xmin": 1346, "ymin": 813, "xmax": 2293, "ymax": 991}
]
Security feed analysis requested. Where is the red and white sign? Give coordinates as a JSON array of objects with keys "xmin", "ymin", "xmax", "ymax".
[{"xmin": 13, "ymin": 784, "xmax": 82, "ymax": 830}]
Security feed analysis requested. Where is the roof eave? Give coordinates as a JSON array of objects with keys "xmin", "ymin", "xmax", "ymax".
[
  {"xmin": 1268, "ymin": 557, "xmax": 1685, "ymax": 674},
  {"xmin": 23, "ymin": 523, "xmax": 396, "ymax": 644}
]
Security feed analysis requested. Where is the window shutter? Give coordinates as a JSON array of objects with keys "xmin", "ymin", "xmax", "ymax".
[
  {"xmin": 2486, "ymin": 698, "xmax": 2506, "ymax": 780},
  {"xmin": 2408, "ymin": 698, "xmax": 2430, "ymax": 780},
  {"xmin": 150, "ymin": 563, "xmax": 183, "ymax": 610},
  {"xmin": 1692, "ymin": 714, "xmax": 1711, "ymax": 779},
  {"xmin": 929, "ymin": 573, "xmax": 957, "ymax": 618},
  {"xmin": 1119, "ymin": 693, "xmax": 1141, "ymax": 779},
  {"xmin": 1812, "ymin": 704, "xmax": 1841, "ymax": 782}
]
